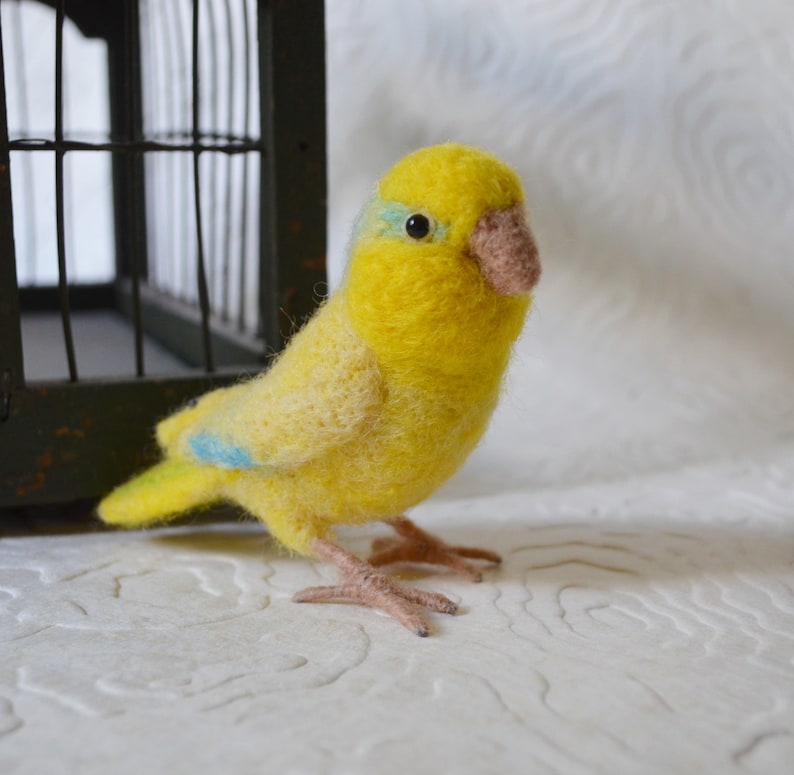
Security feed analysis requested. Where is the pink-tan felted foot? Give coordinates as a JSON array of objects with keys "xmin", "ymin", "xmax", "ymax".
[
  {"xmin": 293, "ymin": 538, "xmax": 457, "ymax": 637},
  {"xmin": 369, "ymin": 517, "xmax": 502, "ymax": 582}
]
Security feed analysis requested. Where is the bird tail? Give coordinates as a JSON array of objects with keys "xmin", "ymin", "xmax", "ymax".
[{"xmin": 97, "ymin": 458, "xmax": 231, "ymax": 528}]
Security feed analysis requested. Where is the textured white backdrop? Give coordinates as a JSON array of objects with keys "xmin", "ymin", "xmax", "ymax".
[
  {"xmin": 2, "ymin": 1, "xmax": 794, "ymax": 773},
  {"xmin": 327, "ymin": 0, "xmax": 794, "ymax": 498}
]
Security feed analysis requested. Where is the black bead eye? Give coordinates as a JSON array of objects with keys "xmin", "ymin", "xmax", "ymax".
[{"xmin": 405, "ymin": 213, "xmax": 431, "ymax": 240}]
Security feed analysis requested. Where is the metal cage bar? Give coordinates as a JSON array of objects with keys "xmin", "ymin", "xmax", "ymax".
[
  {"xmin": 53, "ymin": 0, "xmax": 78, "ymax": 381},
  {"xmin": 191, "ymin": 0, "xmax": 214, "ymax": 372},
  {"xmin": 236, "ymin": 0, "xmax": 253, "ymax": 334}
]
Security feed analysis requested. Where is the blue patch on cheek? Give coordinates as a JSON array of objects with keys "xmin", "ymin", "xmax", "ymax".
[
  {"xmin": 379, "ymin": 202, "xmax": 410, "ymax": 235},
  {"xmin": 361, "ymin": 198, "xmax": 448, "ymax": 242},
  {"xmin": 189, "ymin": 432, "xmax": 255, "ymax": 469}
]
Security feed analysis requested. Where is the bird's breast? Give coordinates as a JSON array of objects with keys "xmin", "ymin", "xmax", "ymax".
[{"xmin": 300, "ymin": 370, "xmax": 501, "ymax": 523}]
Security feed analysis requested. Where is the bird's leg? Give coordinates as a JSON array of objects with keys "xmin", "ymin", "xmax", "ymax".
[
  {"xmin": 293, "ymin": 538, "xmax": 457, "ymax": 637},
  {"xmin": 369, "ymin": 516, "xmax": 502, "ymax": 582}
]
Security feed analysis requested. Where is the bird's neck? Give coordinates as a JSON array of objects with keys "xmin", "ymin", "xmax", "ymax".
[
  {"xmin": 343, "ymin": 284, "xmax": 529, "ymax": 393},
  {"xmin": 342, "ymin": 238, "xmax": 530, "ymax": 391}
]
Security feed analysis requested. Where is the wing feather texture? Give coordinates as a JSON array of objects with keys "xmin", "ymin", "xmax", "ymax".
[{"xmin": 157, "ymin": 295, "xmax": 386, "ymax": 471}]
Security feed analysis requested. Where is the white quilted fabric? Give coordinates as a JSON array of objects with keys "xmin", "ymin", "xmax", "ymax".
[{"xmin": 2, "ymin": 1, "xmax": 793, "ymax": 772}]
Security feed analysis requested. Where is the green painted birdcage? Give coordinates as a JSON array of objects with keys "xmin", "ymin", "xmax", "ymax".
[{"xmin": 0, "ymin": 0, "xmax": 326, "ymax": 510}]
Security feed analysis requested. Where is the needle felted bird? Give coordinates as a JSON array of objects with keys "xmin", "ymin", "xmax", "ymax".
[{"xmin": 98, "ymin": 143, "xmax": 541, "ymax": 636}]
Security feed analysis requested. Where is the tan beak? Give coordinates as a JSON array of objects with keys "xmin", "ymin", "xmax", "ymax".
[{"xmin": 469, "ymin": 205, "xmax": 541, "ymax": 296}]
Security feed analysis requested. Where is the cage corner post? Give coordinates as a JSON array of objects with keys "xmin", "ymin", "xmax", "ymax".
[
  {"xmin": 106, "ymin": 0, "xmax": 148, "ymax": 377},
  {"xmin": 257, "ymin": 0, "xmax": 327, "ymax": 353},
  {"xmin": 0, "ymin": 7, "xmax": 25, "ymax": 421}
]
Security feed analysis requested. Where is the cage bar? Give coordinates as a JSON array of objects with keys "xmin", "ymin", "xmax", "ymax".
[
  {"xmin": 54, "ymin": 0, "xmax": 78, "ymax": 381},
  {"xmin": 237, "ymin": 0, "xmax": 252, "ymax": 333},
  {"xmin": 191, "ymin": 0, "xmax": 214, "ymax": 372},
  {"xmin": 220, "ymin": 0, "xmax": 235, "ymax": 323}
]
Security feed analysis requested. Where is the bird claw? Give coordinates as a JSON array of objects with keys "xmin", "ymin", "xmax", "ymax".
[
  {"xmin": 294, "ymin": 538, "xmax": 457, "ymax": 636},
  {"xmin": 369, "ymin": 517, "xmax": 502, "ymax": 582}
]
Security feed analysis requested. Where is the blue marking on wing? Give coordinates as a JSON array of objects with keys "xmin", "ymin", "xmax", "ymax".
[{"xmin": 189, "ymin": 432, "xmax": 256, "ymax": 469}]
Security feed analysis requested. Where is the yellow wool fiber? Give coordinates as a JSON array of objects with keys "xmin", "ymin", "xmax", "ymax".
[{"xmin": 97, "ymin": 143, "xmax": 536, "ymax": 555}]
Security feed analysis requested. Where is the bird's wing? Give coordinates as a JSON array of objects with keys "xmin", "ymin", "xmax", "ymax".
[{"xmin": 162, "ymin": 296, "xmax": 385, "ymax": 471}]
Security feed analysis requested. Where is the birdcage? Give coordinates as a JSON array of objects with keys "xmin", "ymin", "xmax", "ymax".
[{"xmin": 0, "ymin": 0, "xmax": 326, "ymax": 509}]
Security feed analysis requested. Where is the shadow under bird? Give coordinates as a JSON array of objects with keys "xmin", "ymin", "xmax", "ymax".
[{"xmin": 99, "ymin": 143, "xmax": 541, "ymax": 636}]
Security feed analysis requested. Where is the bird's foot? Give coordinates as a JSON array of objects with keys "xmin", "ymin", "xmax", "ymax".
[
  {"xmin": 294, "ymin": 538, "xmax": 457, "ymax": 637},
  {"xmin": 369, "ymin": 516, "xmax": 501, "ymax": 582}
]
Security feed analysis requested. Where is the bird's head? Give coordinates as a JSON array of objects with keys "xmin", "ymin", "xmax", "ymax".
[{"xmin": 344, "ymin": 144, "xmax": 541, "ymax": 374}]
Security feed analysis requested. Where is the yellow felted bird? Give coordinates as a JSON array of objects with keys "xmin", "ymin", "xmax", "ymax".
[{"xmin": 98, "ymin": 143, "xmax": 541, "ymax": 635}]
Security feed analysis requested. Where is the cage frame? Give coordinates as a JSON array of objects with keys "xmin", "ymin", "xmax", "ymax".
[{"xmin": 0, "ymin": 0, "xmax": 327, "ymax": 508}]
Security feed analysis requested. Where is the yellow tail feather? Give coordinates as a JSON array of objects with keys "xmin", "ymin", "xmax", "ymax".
[{"xmin": 97, "ymin": 459, "xmax": 230, "ymax": 528}]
